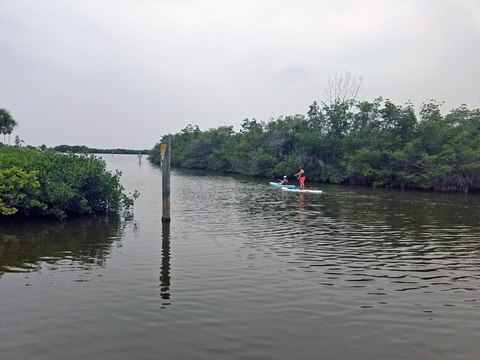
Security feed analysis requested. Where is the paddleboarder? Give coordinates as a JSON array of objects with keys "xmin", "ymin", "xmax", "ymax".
[{"xmin": 295, "ymin": 166, "xmax": 305, "ymax": 190}]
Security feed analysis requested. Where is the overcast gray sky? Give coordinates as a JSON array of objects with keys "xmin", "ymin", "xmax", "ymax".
[{"xmin": 1, "ymin": 0, "xmax": 479, "ymax": 149}]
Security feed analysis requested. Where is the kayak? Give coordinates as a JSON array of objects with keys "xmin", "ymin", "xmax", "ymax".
[
  {"xmin": 269, "ymin": 181, "xmax": 296, "ymax": 189},
  {"xmin": 281, "ymin": 187, "xmax": 323, "ymax": 194}
]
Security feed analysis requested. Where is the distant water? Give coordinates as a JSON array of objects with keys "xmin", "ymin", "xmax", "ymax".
[{"xmin": 1, "ymin": 154, "xmax": 479, "ymax": 360}]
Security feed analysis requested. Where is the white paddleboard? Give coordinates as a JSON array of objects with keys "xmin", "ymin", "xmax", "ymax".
[{"xmin": 281, "ymin": 187, "xmax": 323, "ymax": 194}]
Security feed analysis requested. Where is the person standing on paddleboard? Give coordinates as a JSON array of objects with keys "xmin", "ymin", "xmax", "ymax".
[{"xmin": 295, "ymin": 166, "xmax": 305, "ymax": 190}]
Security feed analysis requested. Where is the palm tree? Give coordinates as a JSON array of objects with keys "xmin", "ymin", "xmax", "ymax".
[
  {"xmin": 0, "ymin": 108, "xmax": 18, "ymax": 145},
  {"xmin": 6, "ymin": 119, "xmax": 18, "ymax": 145}
]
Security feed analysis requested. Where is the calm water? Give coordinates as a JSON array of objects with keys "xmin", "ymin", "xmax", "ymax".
[{"xmin": 1, "ymin": 154, "xmax": 479, "ymax": 360}]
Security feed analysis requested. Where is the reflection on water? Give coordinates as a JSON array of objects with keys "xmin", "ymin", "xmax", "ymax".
[
  {"xmin": 237, "ymin": 183, "xmax": 480, "ymax": 301},
  {"xmin": 0, "ymin": 215, "xmax": 124, "ymax": 275},
  {"xmin": 297, "ymin": 192, "xmax": 304, "ymax": 210},
  {"xmin": 159, "ymin": 222, "xmax": 171, "ymax": 308}
]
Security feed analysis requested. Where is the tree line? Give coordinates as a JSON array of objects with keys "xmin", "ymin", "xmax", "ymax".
[
  {"xmin": 1, "ymin": 107, "xmax": 147, "ymax": 154},
  {"xmin": 0, "ymin": 107, "xmax": 140, "ymax": 219},
  {"xmin": 149, "ymin": 98, "xmax": 480, "ymax": 193},
  {"xmin": 53, "ymin": 145, "xmax": 149, "ymax": 155}
]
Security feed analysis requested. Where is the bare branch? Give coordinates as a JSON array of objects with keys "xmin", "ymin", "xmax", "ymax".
[{"xmin": 325, "ymin": 71, "xmax": 363, "ymax": 106}]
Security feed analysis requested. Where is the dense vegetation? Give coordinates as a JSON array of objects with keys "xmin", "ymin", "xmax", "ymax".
[
  {"xmin": 150, "ymin": 99, "xmax": 480, "ymax": 193},
  {"xmin": 0, "ymin": 147, "xmax": 138, "ymax": 219},
  {"xmin": 53, "ymin": 144, "xmax": 148, "ymax": 155}
]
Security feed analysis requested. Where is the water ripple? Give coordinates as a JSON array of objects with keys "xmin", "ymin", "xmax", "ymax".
[{"xmin": 2, "ymin": 159, "xmax": 480, "ymax": 360}]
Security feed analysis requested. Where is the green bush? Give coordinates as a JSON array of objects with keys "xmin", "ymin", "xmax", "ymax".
[
  {"xmin": 0, "ymin": 148, "xmax": 137, "ymax": 219},
  {"xmin": 0, "ymin": 167, "xmax": 45, "ymax": 215}
]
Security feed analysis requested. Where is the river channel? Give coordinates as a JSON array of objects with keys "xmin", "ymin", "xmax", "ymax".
[{"xmin": 1, "ymin": 154, "xmax": 479, "ymax": 359}]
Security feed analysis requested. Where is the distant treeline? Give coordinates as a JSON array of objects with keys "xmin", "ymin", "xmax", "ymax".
[
  {"xmin": 53, "ymin": 145, "xmax": 149, "ymax": 155},
  {"xmin": 149, "ymin": 98, "xmax": 480, "ymax": 193}
]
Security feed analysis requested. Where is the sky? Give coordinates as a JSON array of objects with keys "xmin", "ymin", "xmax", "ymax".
[{"xmin": 1, "ymin": 0, "xmax": 479, "ymax": 149}]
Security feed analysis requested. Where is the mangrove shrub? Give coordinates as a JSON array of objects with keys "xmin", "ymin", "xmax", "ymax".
[{"xmin": 0, "ymin": 147, "xmax": 137, "ymax": 219}]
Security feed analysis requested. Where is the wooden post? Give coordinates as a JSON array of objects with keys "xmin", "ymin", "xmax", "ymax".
[{"xmin": 161, "ymin": 137, "xmax": 171, "ymax": 223}]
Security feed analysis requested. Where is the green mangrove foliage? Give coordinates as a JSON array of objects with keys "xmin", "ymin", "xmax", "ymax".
[
  {"xmin": 0, "ymin": 147, "xmax": 138, "ymax": 219},
  {"xmin": 150, "ymin": 99, "xmax": 480, "ymax": 193}
]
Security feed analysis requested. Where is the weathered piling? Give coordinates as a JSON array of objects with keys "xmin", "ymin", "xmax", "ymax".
[{"xmin": 161, "ymin": 137, "xmax": 171, "ymax": 223}]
